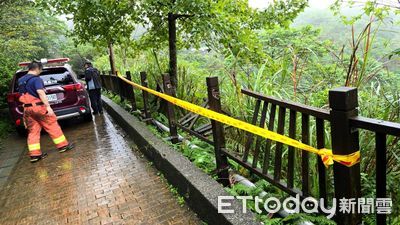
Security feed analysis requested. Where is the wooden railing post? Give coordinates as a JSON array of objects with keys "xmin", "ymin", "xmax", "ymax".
[
  {"xmin": 329, "ymin": 87, "xmax": 361, "ymax": 225},
  {"xmin": 108, "ymin": 71, "xmax": 115, "ymax": 93},
  {"xmin": 118, "ymin": 73, "xmax": 125, "ymax": 102},
  {"xmin": 140, "ymin": 71, "xmax": 151, "ymax": 123},
  {"xmin": 207, "ymin": 77, "xmax": 230, "ymax": 187},
  {"xmin": 100, "ymin": 72, "xmax": 105, "ymax": 88},
  {"xmin": 162, "ymin": 73, "xmax": 179, "ymax": 144},
  {"xmin": 125, "ymin": 71, "xmax": 137, "ymax": 111},
  {"xmin": 376, "ymin": 132, "xmax": 387, "ymax": 225},
  {"xmin": 102, "ymin": 71, "xmax": 106, "ymax": 91},
  {"xmin": 100, "ymin": 71, "xmax": 106, "ymax": 92}
]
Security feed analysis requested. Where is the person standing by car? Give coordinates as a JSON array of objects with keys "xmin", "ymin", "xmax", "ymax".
[
  {"xmin": 84, "ymin": 62, "xmax": 103, "ymax": 115},
  {"xmin": 18, "ymin": 61, "xmax": 74, "ymax": 163}
]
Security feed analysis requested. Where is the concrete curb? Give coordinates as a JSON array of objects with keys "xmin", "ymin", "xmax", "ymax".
[{"xmin": 102, "ymin": 96, "xmax": 260, "ymax": 225}]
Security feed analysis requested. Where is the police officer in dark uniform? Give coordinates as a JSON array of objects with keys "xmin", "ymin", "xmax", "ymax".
[{"xmin": 84, "ymin": 62, "xmax": 103, "ymax": 115}]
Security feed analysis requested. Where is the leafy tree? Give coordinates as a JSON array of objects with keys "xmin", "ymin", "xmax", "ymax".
[
  {"xmin": 258, "ymin": 26, "xmax": 335, "ymax": 100},
  {"xmin": 138, "ymin": 0, "xmax": 308, "ymax": 88},
  {"xmin": 331, "ymin": 0, "xmax": 400, "ymax": 22},
  {"xmin": 323, "ymin": 1, "xmax": 400, "ymax": 87},
  {"xmin": 40, "ymin": 0, "xmax": 308, "ymax": 87},
  {"xmin": 58, "ymin": 40, "xmax": 104, "ymax": 75},
  {"xmin": 40, "ymin": 0, "xmax": 139, "ymax": 74},
  {"xmin": 0, "ymin": 0, "xmax": 66, "ymax": 107}
]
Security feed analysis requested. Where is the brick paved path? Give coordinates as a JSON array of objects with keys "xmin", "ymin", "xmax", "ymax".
[{"xmin": 0, "ymin": 114, "xmax": 200, "ymax": 225}]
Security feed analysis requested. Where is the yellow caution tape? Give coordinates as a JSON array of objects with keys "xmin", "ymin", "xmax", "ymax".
[{"xmin": 117, "ymin": 74, "xmax": 360, "ymax": 168}]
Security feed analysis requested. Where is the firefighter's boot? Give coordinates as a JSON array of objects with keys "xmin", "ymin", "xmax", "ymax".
[{"xmin": 59, "ymin": 143, "xmax": 75, "ymax": 153}]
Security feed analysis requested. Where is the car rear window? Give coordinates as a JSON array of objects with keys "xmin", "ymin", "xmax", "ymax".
[
  {"xmin": 41, "ymin": 72, "xmax": 74, "ymax": 87},
  {"xmin": 14, "ymin": 67, "xmax": 75, "ymax": 91}
]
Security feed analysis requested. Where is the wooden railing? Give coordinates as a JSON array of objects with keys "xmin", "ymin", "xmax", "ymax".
[
  {"xmin": 238, "ymin": 88, "xmax": 331, "ymax": 199},
  {"xmin": 100, "ymin": 72, "xmax": 400, "ymax": 225}
]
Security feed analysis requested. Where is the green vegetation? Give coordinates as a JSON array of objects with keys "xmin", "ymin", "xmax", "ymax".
[
  {"xmin": 105, "ymin": 90, "xmax": 338, "ymax": 224},
  {"xmin": 157, "ymin": 173, "xmax": 186, "ymax": 207},
  {"xmin": 0, "ymin": 109, "xmax": 13, "ymax": 151},
  {"xmin": 40, "ymin": 0, "xmax": 307, "ymax": 86},
  {"xmin": 0, "ymin": 1, "xmax": 66, "ymax": 108},
  {"xmin": 1, "ymin": 0, "xmax": 400, "ymax": 224},
  {"xmin": 0, "ymin": 111, "xmax": 13, "ymax": 141}
]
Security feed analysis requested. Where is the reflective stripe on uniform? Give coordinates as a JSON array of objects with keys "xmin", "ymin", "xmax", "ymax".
[
  {"xmin": 53, "ymin": 135, "xmax": 66, "ymax": 144},
  {"xmin": 28, "ymin": 143, "xmax": 40, "ymax": 151}
]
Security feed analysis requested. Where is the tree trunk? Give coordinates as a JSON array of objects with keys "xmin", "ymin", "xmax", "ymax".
[
  {"xmin": 168, "ymin": 13, "xmax": 177, "ymax": 89},
  {"xmin": 108, "ymin": 42, "xmax": 116, "ymax": 75}
]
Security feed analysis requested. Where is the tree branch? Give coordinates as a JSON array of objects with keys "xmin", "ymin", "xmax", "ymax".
[{"xmin": 174, "ymin": 14, "xmax": 194, "ymax": 20}]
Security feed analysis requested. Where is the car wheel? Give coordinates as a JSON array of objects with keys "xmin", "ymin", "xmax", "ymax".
[
  {"xmin": 16, "ymin": 126, "xmax": 27, "ymax": 137},
  {"xmin": 83, "ymin": 113, "xmax": 93, "ymax": 122}
]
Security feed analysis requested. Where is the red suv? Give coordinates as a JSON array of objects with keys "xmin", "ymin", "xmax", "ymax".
[{"xmin": 7, "ymin": 58, "xmax": 92, "ymax": 135}]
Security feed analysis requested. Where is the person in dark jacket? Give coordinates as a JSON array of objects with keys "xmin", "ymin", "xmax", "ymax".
[{"xmin": 84, "ymin": 62, "xmax": 103, "ymax": 115}]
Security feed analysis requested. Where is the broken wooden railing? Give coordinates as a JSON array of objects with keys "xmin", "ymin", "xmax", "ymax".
[{"xmin": 100, "ymin": 71, "xmax": 400, "ymax": 225}]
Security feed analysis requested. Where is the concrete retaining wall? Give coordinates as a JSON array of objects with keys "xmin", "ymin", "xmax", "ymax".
[{"xmin": 102, "ymin": 96, "xmax": 260, "ymax": 225}]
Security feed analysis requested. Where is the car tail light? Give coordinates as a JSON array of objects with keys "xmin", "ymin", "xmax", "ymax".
[
  {"xmin": 75, "ymin": 83, "xmax": 84, "ymax": 91},
  {"xmin": 7, "ymin": 93, "xmax": 21, "ymax": 103},
  {"xmin": 79, "ymin": 107, "xmax": 86, "ymax": 113},
  {"xmin": 15, "ymin": 119, "xmax": 21, "ymax": 126},
  {"xmin": 63, "ymin": 83, "xmax": 83, "ymax": 91}
]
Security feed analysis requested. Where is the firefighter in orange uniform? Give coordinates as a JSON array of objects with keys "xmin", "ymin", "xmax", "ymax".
[{"xmin": 18, "ymin": 61, "xmax": 74, "ymax": 163}]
